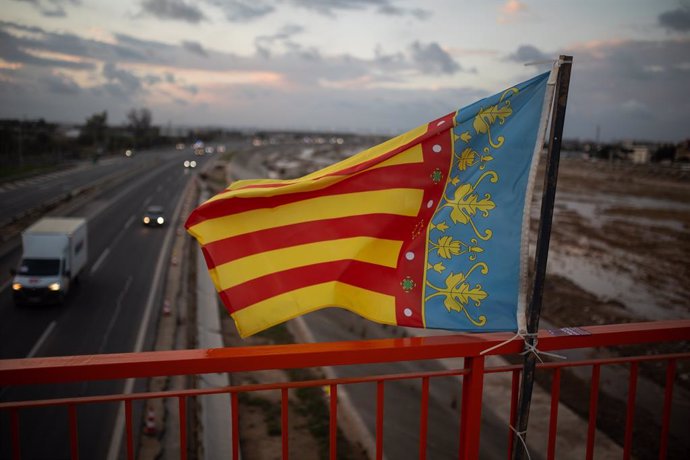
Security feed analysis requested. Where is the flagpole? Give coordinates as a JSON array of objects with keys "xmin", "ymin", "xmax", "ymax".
[{"xmin": 512, "ymin": 55, "xmax": 573, "ymax": 460}]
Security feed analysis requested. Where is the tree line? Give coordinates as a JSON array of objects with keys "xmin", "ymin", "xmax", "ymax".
[{"xmin": 0, "ymin": 108, "xmax": 164, "ymax": 177}]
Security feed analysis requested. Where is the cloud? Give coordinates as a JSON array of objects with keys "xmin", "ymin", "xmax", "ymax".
[
  {"xmin": 505, "ymin": 45, "xmax": 551, "ymax": 63},
  {"xmin": 376, "ymin": 4, "xmax": 431, "ymax": 20},
  {"xmin": 658, "ymin": 7, "xmax": 690, "ymax": 33},
  {"xmin": 620, "ymin": 99, "xmax": 652, "ymax": 119},
  {"xmin": 182, "ymin": 40, "xmax": 207, "ymax": 57},
  {"xmin": 206, "ymin": 0, "xmax": 275, "ymax": 22},
  {"xmin": 42, "ymin": 72, "xmax": 81, "ymax": 94},
  {"xmin": 139, "ymin": 0, "xmax": 206, "ymax": 23},
  {"xmin": 16, "ymin": 0, "xmax": 81, "ymax": 18},
  {"xmin": 287, "ymin": 0, "xmax": 429, "ymax": 19},
  {"xmin": 1, "ymin": 21, "xmax": 152, "ymax": 64},
  {"xmin": 201, "ymin": 0, "xmax": 432, "ymax": 23},
  {"xmin": 182, "ymin": 84, "xmax": 198, "ymax": 94},
  {"xmin": 409, "ymin": 41, "xmax": 461, "ymax": 74},
  {"xmin": 0, "ymin": 27, "xmax": 95, "ymax": 70},
  {"xmin": 562, "ymin": 37, "xmax": 690, "ymax": 141},
  {"xmin": 254, "ymin": 25, "xmax": 309, "ymax": 59},
  {"xmin": 498, "ymin": 0, "xmax": 528, "ymax": 23},
  {"xmin": 103, "ymin": 62, "xmax": 142, "ymax": 93}
]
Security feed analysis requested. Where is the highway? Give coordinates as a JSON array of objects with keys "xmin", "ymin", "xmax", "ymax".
[{"xmin": 0, "ymin": 147, "xmax": 208, "ymax": 459}]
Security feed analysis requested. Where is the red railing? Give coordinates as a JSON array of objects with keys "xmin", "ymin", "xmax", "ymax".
[{"xmin": 1, "ymin": 320, "xmax": 689, "ymax": 459}]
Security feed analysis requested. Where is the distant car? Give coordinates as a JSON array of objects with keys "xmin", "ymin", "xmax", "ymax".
[
  {"xmin": 142, "ymin": 205, "xmax": 165, "ymax": 226},
  {"xmin": 175, "ymin": 143, "xmax": 185, "ymax": 150},
  {"xmin": 125, "ymin": 149, "xmax": 134, "ymax": 157},
  {"xmin": 183, "ymin": 160, "xmax": 197, "ymax": 168}
]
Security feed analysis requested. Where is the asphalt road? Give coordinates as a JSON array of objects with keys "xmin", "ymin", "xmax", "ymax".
[{"xmin": 0, "ymin": 147, "xmax": 208, "ymax": 459}]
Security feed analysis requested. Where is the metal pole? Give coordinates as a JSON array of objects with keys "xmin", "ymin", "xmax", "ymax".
[{"xmin": 512, "ymin": 55, "xmax": 573, "ymax": 460}]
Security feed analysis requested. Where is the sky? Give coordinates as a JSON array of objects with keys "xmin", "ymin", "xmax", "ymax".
[{"xmin": 0, "ymin": 0, "xmax": 689, "ymax": 142}]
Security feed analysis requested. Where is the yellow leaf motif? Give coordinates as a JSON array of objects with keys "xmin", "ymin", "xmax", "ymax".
[
  {"xmin": 434, "ymin": 236, "xmax": 461, "ymax": 259},
  {"xmin": 441, "ymin": 171, "xmax": 497, "ymax": 240},
  {"xmin": 458, "ymin": 147, "xmax": 478, "ymax": 171},
  {"xmin": 460, "ymin": 131, "xmax": 472, "ymax": 143},
  {"xmin": 424, "ymin": 262, "xmax": 488, "ymax": 326},
  {"xmin": 436, "ymin": 221, "xmax": 449, "ymax": 232},
  {"xmin": 473, "ymin": 102, "xmax": 513, "ymax": 148},
  {"xmin": 442, "ymin": 277, "xmax": 487, "ymax": 314},
  {"xmin": 449, "ymin": 185, "xmax": 496, "ymax": 223}
]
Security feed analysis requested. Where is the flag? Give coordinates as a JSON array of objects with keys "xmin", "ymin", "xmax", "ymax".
[{"xmin": 186, "ymin": 71, "xmax": 552, "ymax": 338}]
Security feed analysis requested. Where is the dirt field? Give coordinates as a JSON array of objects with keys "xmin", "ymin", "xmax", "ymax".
[
  {"xmin": 540, "ymin": 158, "xmax": 690, "ymax": 326},
  {"xmin": 532, "ymin": 158, "xmax": 690, "ymax": 459}
]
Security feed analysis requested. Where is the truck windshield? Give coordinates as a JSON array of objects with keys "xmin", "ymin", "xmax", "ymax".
[{"xmin": 18, "ymin": 259, "xmax": 60, "ymax": 276}]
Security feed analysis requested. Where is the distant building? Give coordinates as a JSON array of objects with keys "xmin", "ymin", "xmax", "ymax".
[
  {"xmin": 675, "ymin": 140, "xmax": 690, "ymax": 162},
  {"xmin": 632, "ymin": 145, "xmax": 651, "ymax": 164}
]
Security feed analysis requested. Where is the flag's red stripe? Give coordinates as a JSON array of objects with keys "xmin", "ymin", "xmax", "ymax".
[
  {"xmin": 219, "ymin": 260, "xmax": 399, "ymax": 313},
  {"xmin": 203, "ymin": 214, "xmax": 416, "ymax": 270},
  {"xmin": 186, "ymin": 162, "xmax": 430, "ymax": 228}
]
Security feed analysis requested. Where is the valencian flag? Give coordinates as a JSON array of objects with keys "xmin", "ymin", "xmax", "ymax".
[{"xmin": 186, "ymin": 71, "xmax": 552, "ymax": 337}]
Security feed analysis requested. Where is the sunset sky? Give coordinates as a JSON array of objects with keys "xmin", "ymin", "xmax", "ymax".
[{"xmin": 1, "ymin": 0, "xmax": 688, "ymax": 141}]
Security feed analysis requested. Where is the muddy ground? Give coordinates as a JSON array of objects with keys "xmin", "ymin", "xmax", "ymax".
[{"xmin": 208, "ymin": 152, "xmax": 689, "ymax": 459}]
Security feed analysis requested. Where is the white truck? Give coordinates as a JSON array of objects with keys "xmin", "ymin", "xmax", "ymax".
[{"xmin": 11, "ymin": 217, "xmax": 88, "ymax": 305}]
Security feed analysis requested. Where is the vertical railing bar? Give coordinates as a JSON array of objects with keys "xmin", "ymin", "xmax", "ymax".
[
  {"xmin": 231, "ymin": 392, "xmax": 239, "ymax": 460},
  {"xmin": 547, "ymin": 368, "xmax": 561, "ymax": 460},
  {"xmin": 125, "ymin": 400, "xmax": 134, "ymax": 460},
  {"xmin": 178, "ymin": 396, "xmax": 187, "ymax": 460},
  {"xmin": 419, "ymin": 376, "xmax": 430, "ymax": 460},
  {"xmin": 585, "ymin": 364, "xmax": 600, "ymax": 460},
  {"xmin": 658, "ymin": 359, "xmax": 676, "ymax": 460},
  {"xmin": 458, "ymin": 356, "xmax": 485, "ymax": 460},
  {"xmin": 281, "ymin": 388, "xmax": 289, "ymax": 460},
  {"xmin": 623, "ymin": 362, "xmax": 639, "ymax": 460},
  {"xmin": 376, "ymin": 380, "xmax": 384, "ymax": 460},
  {"xmin": 507, "ymin": 369, "xmax": 520, "ymax": 460},
  {"xmin": 10, "ymin": 408, "xmax": 21, "ymax": 460},
  {"xmin": 329, "ymin": 384, "xmax": 338, "ymax": 460},
  {"xmin": 68, "ymin": 404, "xmax": 79, "ymax": 460}
]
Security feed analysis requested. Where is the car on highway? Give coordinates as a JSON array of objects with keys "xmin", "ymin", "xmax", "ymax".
[
  {"xmin": 183, "ymin": 159, "xmax": 197, "ymax": 168},
  {"xmin": 124, "ymin": 149, "xmax": 134, "ymax": 157},
  {"xmin": 142, "ymin": 205, "xmax": 165, "ymax": 227}
]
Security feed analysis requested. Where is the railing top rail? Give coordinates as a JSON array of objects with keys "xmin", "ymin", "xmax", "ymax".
[{"xmin": 1, "ymin": 320, "xmax": 689, "ymax": 385}]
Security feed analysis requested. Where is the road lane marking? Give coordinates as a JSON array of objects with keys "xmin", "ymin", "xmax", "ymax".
[
  {"xmin": 123, "ymin": 214, "xmax": 135, "ymax": 230},
  {"xmin": 97, "ymin": 276, "xmax": 133, "ymax": 354},
  {"xmin": 143, "ymin": 196, "xmax": 152, "ymax": 207},
  {"xmin": 27, "ymin": 320, "xmax": 57, "ymax": 358},
  {"xmin": 107, "ymin": 173, "xmax": 192, "ymax": 460},
  {"xmin": 90, "ymin": 247, "xmax": 111, "ymax": 275},
  {"xmin": 0, "ymin": 279, "xmax": 10, "ymax": 293}
]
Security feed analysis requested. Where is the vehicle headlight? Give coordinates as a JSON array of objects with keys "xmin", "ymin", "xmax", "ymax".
[
  {"xmin": 12, "ymin": 283, "xmax": 22, "ymax": 291},
  {"xmin": 190, "ymin": 161, "xmax": 197, "ymax": 168},
  {"xmin": 184, "ymin": 160, "xmax": 190, "ymax": 167},
  {"xmin": 48, "ymin": 282, "xmax": 61, "ymax": 291},
  {"xmin": 157, "ymin": 217, "xmax": 165, "ymax": 225},
  {"xmin": 143, "ymin": 216, "xmax": 150, "ymax": 224}
]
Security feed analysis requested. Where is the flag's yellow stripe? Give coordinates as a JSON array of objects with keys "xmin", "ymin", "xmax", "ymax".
[
  {"xmin": 209, "ymin": 236, "xmax": 402, "ymax": 291},
  {"xmin": 231, "ymin": 281, "xmax": 397, "ymax": 337},
  {"xmin": 299, "ymin": 125, "xmax": 427, "ymax": 180},
  {"xmin": 190, "ymin": 188, "xmax": 424, "ymax": 245},
  {"xmin": 212, "ymin": 143, "xmax": 424, "ymax": 201}
]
